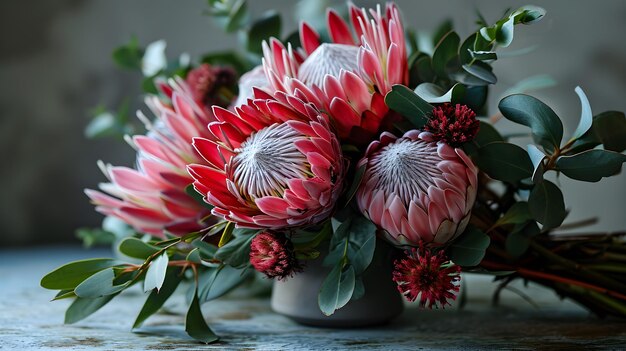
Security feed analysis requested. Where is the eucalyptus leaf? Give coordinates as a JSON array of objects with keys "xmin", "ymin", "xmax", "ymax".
[
  {"xmin": 495, "ymin": 16, "xmax": 515, "ymax": 47},
  {"xmin": 199, "ymin": 265, "xmax": 251, "ymax": 302},
  {"xmin": 500, "ymin": 75, "xmax": 556, "ymax": 98},
  {"xmin": 144, "ymin": 253, "xmax": 169, "ymax": 293},
  {"xmin": 318, "ymin": 263, "xmax": 356, "ymax": 316},
  {"xmin": 41, "ymin": 258, "xmax": 120, "ymax": 290},
  {"xmin": 133, "ymin": 268, "xmax": 182, "ymax": 328},
  {"xmin": 185, "ymin": 288, "xmax": 219, "ymax": 343},
  {"xmin": 571, "ymin": 86, "xmax": 593, "ymax": 140},
  {"xmin": 505, "ymin": 221, "xmax": 540, "ymax": 259},
  {"xmin": 384, "ymin": 85, "xmax": 432, "ymax": 128},
  {"xmin": 414, "ymin": 83, "xmax": 465, "ymax": 103},
  {"xmin": 214, "ymin": 230, "xmax": 258, "ymax": 268},
  {"xmin": 527, "ymin": 144, "xmax": 546, "ymax": 183},
  {"xmin": 118, "ymin": 237, "xmax": 159, "ymax": 259},
  {"xmin": 474, "ymin": 142, "xmax": 533, "ymax": 183},
  {"xmin": 224, "ymin": 0, "xmax": 248, "ymax": 33},
  {"xmin": 74, "ymin": 268, "xmax": 130, "ymax": 298},
  {"xmin": 556, "ymin": 149, "xmax": 626, "ymax": 182},
  {"xmin": 498, "ymin": 94, "xmax": 564, "ymax": 152},
  {"xmin": 65, "ymin": 295, "xmax": 117, "ymax": 324},
  {"xmin": 246, "ymin": 11, "xmax": 281, "ymax": 55},
  {"xmin": 448, "ymin": 227, "xmax": 490, "ymax": 267},
  {"xmin": 462, "ymin": 61, "xmax": 497, "ymax": 84},
  {"xmin": 494, "ymin": 202, "xmax": 532, "ymax": 228},
  {"xmin": 569, "ymin": 111, "xmax": 626, "ymax": 154},
  {"xmin": 432, "ymin": 31, "xmax": 460, "ymax": 77},
  {"xmin": 528, "ymin": 180, "xmax": 566, "ymax": 230}
]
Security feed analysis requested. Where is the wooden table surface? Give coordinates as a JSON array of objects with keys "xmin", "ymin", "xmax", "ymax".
[{"xmin": 1, "ymin": 246, "xmax": 625, "ymax": 350}]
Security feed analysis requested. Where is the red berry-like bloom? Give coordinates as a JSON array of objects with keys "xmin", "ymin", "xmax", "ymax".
[
  {"xmin": 250, "ymin": 232, "xmax": 301, "ymax": 280},
  {"xmin": 392, "ymin": 245, "xmax": 461, "ymax": 308},
  {"xmin": 425, "ymin": 104, "xmax": 479, "ymax": 147},
  {"xmin": 186, "ymin": 63, "xmax": 237, "ymax": 109}
]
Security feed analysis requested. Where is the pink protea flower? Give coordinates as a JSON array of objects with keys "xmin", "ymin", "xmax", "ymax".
[
  {"xmin": 262, "ymin": 2, "xmax": 408, "ymax": 145},
  {"xmin": 250, "ymin": 231, "xmax": 302, "ymax": 279},
  {"xmin": 425, "ymin": 104, "xmax": 480, "ymax": 147},
  {"xmin": 85, "ymin": 78, "xmax": 219, "ymax": 236},
  {"xmin": 187, "ymin": 92, "xmax": 345, "ymax": 229},
  {"xmin": 392, "ymin": 245, "xmax": 461, "ymax": 308},
  {"xmin": 356, "ymin": 130, "xmax": 478, "ymax": 246}
]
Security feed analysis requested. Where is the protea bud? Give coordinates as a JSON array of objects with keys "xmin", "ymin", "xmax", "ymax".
[
  {"xmin": 250, "ymin": 231, "xmax": 301, "ymax": 279},
  {"xmin": 356, "ymin": 130, "xmax": 478, "ymax": 246},
  {"xmin": 425, "ymin": 103, "xmax": 480, "ymax": 147},
  {"xmin": 393, "ymin": 244, "xmax": 461, "ymax": 307},
  {"xmin": 186, "ymin": 63, "xmax": 237, "ymax": 109}
]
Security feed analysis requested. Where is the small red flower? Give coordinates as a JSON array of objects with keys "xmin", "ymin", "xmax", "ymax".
[
  {"xmin": 392, "ymin": 244, "xmax": 461, "ymax": 308},
  {"xmin": 186, "ymin": 63, "xmax": 237, "ymax": 109},
  {"xmin": 425, "ymin": 103, "xmax": 479, "ymax": 147},
  {"xmin": 250, "ymin": 232, "xmax": 301, "ymax": 280}
]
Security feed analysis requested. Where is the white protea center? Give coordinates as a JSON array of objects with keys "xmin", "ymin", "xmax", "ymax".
[
  {"xmin": 298, "ymin": 43, "xmax": 359, "ymax": 88},
  {"xmin": 366, "ymin": 138, "xmax": 443, "ymax": 206},
  {"xmin": 357, "ymin": 131, "xmax": 478, "ymax": 246},
  {"xmin": 231, "ymin": 123, "xmax": 309, "ymax": 201}
]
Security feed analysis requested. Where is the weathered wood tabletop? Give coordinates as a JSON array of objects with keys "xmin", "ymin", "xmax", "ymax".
[{"xmin": 1, "ymin": 246, "xmax": 625, "ymax": 350}]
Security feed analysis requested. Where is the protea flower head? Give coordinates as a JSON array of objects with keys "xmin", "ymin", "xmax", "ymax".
[
  {"xmin": 392, "ymin": 244, "xmax": 461, "ymax": 308},
  {"xmin": 187, "ymin": 91, "xmax": 345, "ymax": 229},
  {"xmin": 85, "ymin": 78, "xmax": 218, "ymax": 236},
  {"xmin": 262, "ymin": 2, "xmax": 408, "ymax": 145},
  {"xmin": 250, "ymin": 231, "xmax": 302, "ymax": 279},
  {"xmin": 356, "ymin": 130, "xmax": 478, "ymax": 246},
  {"xmin": 425, "ymin": 103, "xmax": 480, "ymax": 147}
]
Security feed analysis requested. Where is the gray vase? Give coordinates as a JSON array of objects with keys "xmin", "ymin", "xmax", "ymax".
[{"xmin": 271, "ymin": 240, "xmax": 404, "ymax": 327}]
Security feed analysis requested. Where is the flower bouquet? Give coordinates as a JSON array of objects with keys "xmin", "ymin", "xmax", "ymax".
[{"xmin": 42, "ymin": 0, "xmax": 626, "ymax": 343}]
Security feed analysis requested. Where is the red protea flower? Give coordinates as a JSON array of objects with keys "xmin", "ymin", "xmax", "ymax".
[
  {"xmin": 262, "ymin": 2, "xmax": 408, "ymax": 145},
  {"xmin": 85, "ymin": 78, "xmax": 219, "ymax": 236},
  {"xmin": 392, "ymin": 245, "xmax": 461, "ymax": 308},
  {"xmin": 250, "ymin": 231, "xmax": 302, "ymax": 279},
  {"xmin": 187, "ymin": 91, "xmax": 345, "ymax": 229},
  {"xmin": 425, "ymin": 104, "xmax": 480, "ymax": 147},
  {"xmin": 356, "ymin": 130, "xmax": 478, "ymax": 246}
]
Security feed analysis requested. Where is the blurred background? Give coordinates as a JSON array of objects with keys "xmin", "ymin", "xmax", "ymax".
[{"xmin": 1, "ymin": 0, "xmax": 625, "ymax": 247}]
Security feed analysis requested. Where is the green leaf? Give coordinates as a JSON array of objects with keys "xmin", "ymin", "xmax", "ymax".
[
  {"xmin": 571, "ymin": 86, "xmax": 593, "ymax": 141},
  {"xmin": 41, "ymin": 258, "xmax": 120, "ymax": 290},
  {"xmin": 324, "ymin": 216, "xmax": 377, "ymax": 275},
  {"xmin": 224, "ymin": 0, "xmax": 248, "ymax": 33},
  {"xmin": 414, "ymin": 83, "xmax": 465, "ymax": 104},
  {"xmin": 528, "ymin": 180, "xmax": 566, "ymax": 230},
  {"xmin": 474, "ymin": 121, "xmax": 504, "ymax": 147},
  {"xmin": 112, "ymin": 38, "xmax": 143, "ymax": 70},
  {"xmin": 84, "ymin": 112, "xmax": 117, "ymax": 138},
  {"xmin": 218, "ymin": 221, "xmax": 235, "ymax": 247},
  {"xmin": 201, "ymin": 51, "xmax": 251, "ymax": 75},
  {"xmin": 470, "ymin": 50, "xmax": 497, "ymax": 61},
  {"xmin": 495, "ymin": 16, "xmax": 515, "ymax": 47},
  {"xmin": 513, "ymin": 5, "xmax": 546, "ymax": 24},
  {"xmin": 569, "ymin": 111, "xmax": 626, "ymax": 154},
  {"xmin": 185, "ymin": 288, "xmax": 219, "ymax": 344},
  {"xmin": 291, "ymin": 221, "xmax": 332, "ymax": 250},
  {"xmin": 432, "ymin": 19, "xmax": 453, "ymax": 47},
  {"xmin": 214, "ymin": 229, "xmax": 258, "ymax": 268},
  {"xmin": 246, "ymin": 11, "xmax": 281, "ymax": 55},
  {"xmin": 52, "ymin": 290, "xmax": 76, "ymax": 301},
  {"xmin": 144, "ymin": 253, "xmax": 169, "ymax": 292},
  {"xmin": 384, "ymin": 85, "xmax": 432, "ymax": 129},
  {"xmin": 432, "ymin": 31, "xmax": 460, "ymax": 77},
  {"xmin": 474, "ymin": 142, "xmax": 533, "ymax": 183},
  {"xmin": 318, "ymin": 263, "xmax": 356, "ymax": 316},
  {"xmin": 412, "ymin": 54, "xmax": 435, "ymax": 83},
  {"xmin": 74, "ymin": 268, "xmax": 130, "ymax": 298},
  {"xmin": 343, "ymin": 163, "xmax": 366, "ymax": 206},
  {"xmin": 65, "ymin": 295, "xmax": 117, "ymax": 324},
  {"xmin": 75, "ymin": 227, "xmax": 116, "ymax": 248},
  {"xmin": 527, "ymin": 144, "xmax": 546, "ymax": 183},
  {"xmin": 448, "ymin": 227, "xmax": 490, "ymax": 266},
  {"xmin": 462, "ymin": 61, "xmax": 497, "ymax": 84},
  {"xmin": 193, "ymin": 240, "xmax": 218, "ymax": 259},
  {"xmin": 498, "ymin": 94, "xmax": 564, "ymax": 152},
  {"xmin": 494, "ymin": 202, "xmax": 532, "ymax": 228},
  {"xmin": 505, "ymin": 221, "xmax": 539, "ymax": 258},
  {"xmin": 556, "ymin": 149, "xmax": 626, "ymax": 182},
  {"xmin": 118, "ymin": 237, "xmax": 159, "ymax": 259},
  {"xmin": 133, "ymin": 268, "xmax": 183, "ymax": 328},
  {"xmin": 199, "ymin": 265, "xmax": 251, "ymax": 302}
]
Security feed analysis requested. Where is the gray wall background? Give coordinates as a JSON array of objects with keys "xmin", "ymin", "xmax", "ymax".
[{"xmin": 1, "ymin": 0, "xmax": 625, "ymax": 246}]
